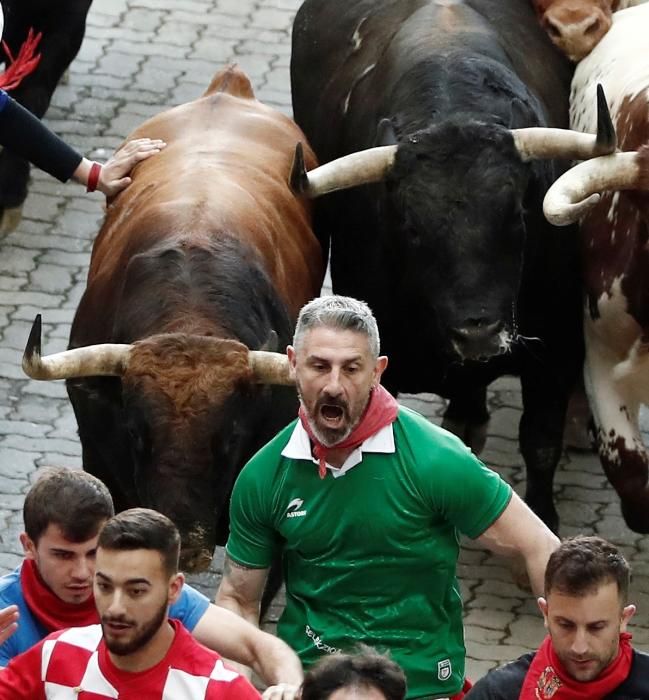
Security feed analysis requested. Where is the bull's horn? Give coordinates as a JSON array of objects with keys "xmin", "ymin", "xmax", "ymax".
[
  {"xmin": 248, "ymin": 350, "xmax": 293, "ymax": 385},
  {"xmin": 22, "ymin": 314, "xmax": 131, "ymax": 380},
  {"xmin": 290, "ymin": 142, "xmax": 397, "ymax": 198},
  {"xmin": 543, "ymin": 151, "xmax": 646, "ymax": 225},
  {"xmin": 512, "ymin": 84, "xmax": 617, "ymax": 162}
]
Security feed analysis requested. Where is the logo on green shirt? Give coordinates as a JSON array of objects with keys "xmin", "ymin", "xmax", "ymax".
[{"xmin": 286, "ymin": 497, "xmax": 307, "ymax": 518}]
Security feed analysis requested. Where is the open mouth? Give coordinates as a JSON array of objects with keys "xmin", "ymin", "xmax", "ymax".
[{"xmin": 319, "ymin": 403, "xmax": 346, "ymax": 427}]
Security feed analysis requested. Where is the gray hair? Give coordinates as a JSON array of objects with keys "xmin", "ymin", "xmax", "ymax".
[{"xmin": 293, "ymin": 295, "xmax": 380, "ymax": 358}]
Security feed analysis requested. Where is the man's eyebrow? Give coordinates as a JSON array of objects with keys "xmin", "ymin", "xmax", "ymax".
[
  {"xmin": 96, "ymin": 572, "xmax": 151, "ymax": 585},
  {"xmin": 49, "ymin": 547, "xmax": 74, "ymax": 554}
]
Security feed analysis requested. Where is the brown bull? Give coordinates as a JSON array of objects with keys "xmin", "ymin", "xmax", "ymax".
[{"xmin": 23, "ymin": 65, "xmax": 325, "ymax": 571}]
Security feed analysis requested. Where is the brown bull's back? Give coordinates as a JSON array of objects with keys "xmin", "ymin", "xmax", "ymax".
[{"xmin": 87, "ymin": 66, "xmax": 322, "ymax": 320}]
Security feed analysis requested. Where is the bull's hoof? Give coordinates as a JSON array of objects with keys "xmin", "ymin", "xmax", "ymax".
[
  {"xmin": 441, "ymin": 416, "xmax": 489, "ymax": 454},
  {"xmin": 0, "ymin": 206, "xmax": 23, "ymax": 236}
]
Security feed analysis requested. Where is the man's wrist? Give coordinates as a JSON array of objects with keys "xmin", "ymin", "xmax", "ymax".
[{"xmin": 86, "ymin": 162, "xmax": 102, "ymax": 192}]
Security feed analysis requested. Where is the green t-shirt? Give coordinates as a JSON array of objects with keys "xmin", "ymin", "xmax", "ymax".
[{"xmin": 227, "ymin": 406, "xmax": 512, "ymax": 699}]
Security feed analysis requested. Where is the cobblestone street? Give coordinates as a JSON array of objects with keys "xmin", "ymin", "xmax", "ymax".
[{"xmin": 0, "ymin": 0, "xmax": 648, "ymax": 684}]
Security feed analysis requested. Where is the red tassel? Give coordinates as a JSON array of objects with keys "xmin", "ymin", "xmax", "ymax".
[{"xmin": 0, "ymin": 28, "xmax": 43, "ymax": 91}]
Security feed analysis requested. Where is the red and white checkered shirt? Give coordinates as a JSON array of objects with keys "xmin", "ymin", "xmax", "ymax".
[{"xmin": 0, "ymin": 619, "xmax": 261, "ymax": 699}]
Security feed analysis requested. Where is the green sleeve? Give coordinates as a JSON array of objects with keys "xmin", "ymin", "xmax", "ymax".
[
  {"xmin": 409, "ymin": 414, "xmax": 512, "ymax": 539},
  {"xmin": 225, "ymin": 452, "xmax": 282, "ymax": 569}
]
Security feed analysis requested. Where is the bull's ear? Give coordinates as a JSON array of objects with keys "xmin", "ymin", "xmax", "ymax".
[
  {"xmin": 289, "ymin": 143, "xmax": 309, "ymax": 194},
  {"xmin": 376, "ymin": 117, "xmax": 398, "ymax": 146},
  {"xmin": 260, "ymin": 329, "xmax": 279, "ymax": 352}
]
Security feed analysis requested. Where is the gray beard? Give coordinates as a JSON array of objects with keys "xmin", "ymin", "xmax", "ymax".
[{"xmin": 304, "ymin": 411, "xmax": 354, "ymax": 447}]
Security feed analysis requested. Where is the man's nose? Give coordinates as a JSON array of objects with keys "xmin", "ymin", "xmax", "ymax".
[
  {"xmin": 71, "ymin": 556, "xmax": 91, "ymax": 580},
  {"xmin": 570, "ymin": 629, "xmax": 589, "ymax": 656},
  {"xmin": 324, "ymin": 369, "xmax": 343, "ymax": 396},
  {"xmin": 105, "ymin": 590, "xmax": 127, "ymax": 616}
]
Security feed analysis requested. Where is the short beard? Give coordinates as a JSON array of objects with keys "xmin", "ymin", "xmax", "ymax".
[
  {"xmin": 305, "ymin": 412, "xmax": 354, "ymax": 447},
  {"xmin": 102, "ymin": 600, "xmax": 168, "ymax": 656}
]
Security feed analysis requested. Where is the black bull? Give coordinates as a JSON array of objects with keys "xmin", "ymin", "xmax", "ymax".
[{"xmin": 291, "ymin": 0, "xmax": 585, "ymax": 531}]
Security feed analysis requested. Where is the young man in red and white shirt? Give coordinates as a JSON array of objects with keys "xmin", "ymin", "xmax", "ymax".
[{"xmin": 0, "ymin": 508, "xmax": 262, "ymax": 700}]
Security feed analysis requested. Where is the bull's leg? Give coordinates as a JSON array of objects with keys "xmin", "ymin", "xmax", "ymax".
[
  {"xmin": 519, "ymin": 372, "xmax": 570, "ymax": 533},
  {"xmin": 585, "ymin": 337, "xmax": 649, "ymax": 533},
  {"xmin": 442, "ymin": 385, "xmax": 489, "ymax": 454},
  {"xmin": 563, "ymin": 381, "xmax": 594, "ymax": 452}
]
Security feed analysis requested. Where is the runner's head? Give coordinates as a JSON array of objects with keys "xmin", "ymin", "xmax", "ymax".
[
  {"xmin": 300, "ymin": 646, "xmax": 407, "ymax": 700},
  {"xmin": 538, "ymin": 536, "xmax": 636, "ymax": 682},
  {"xmin": 20, "ymin": 468, "xmax": 114, "ymax": 604},
  {"xmin": 95, "ymin": 508, "xmax": 183, "ymax": 662},
  {"xmin": 288, "ymin": 296, "xmax": 388, "ymax": 446}
]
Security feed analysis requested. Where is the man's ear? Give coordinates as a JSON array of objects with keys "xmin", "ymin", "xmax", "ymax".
[
  {"xmin": 373, "ymin": 355, "xmax": 389, "ymax": 386},
  {"xmin": 20, "ymin": 532, "xmax": 36, "ymax": 560},
  {"xmin": 621, "ymin": 604, "xmax": 636, "ymax": 631},
  {"xmin": 287, "ymin": 345, "xmax": 297, "ymax": 379},
  {"xmin": 537, "ymin": 596, "xmax": 549, "ymax": 629},
  {"xmin": 168, "ymin": 572, "xmax": 184, "ymax": 606}
]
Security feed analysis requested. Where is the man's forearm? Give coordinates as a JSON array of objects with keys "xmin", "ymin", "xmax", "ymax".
[{"xmin": 249, "ymin": 630, "xmax": 303, "ymax": 687}]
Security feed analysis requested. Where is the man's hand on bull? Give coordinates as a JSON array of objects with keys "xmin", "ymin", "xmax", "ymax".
[
  {"xmin": 72, "ymin": 137, "xmax": 167, "ymax": 197},
  {"xmin": 0, "ymin": 605, "xmax": 19, "ymax": 647}
]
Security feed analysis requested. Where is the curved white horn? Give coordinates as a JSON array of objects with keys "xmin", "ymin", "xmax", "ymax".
[
  {"xmin": 544, "ymin": 152, "xmax": 643, "ymax": 226},
  {"xmin": 248, "ymin": 350, "xmax": 293, "ymax": 385},
  {"xmin": 22, "ymin": 315, "xmax": 131, "ymax": 380},
  {"xmin": 512, "ymin": 84, "xmax": 617, "ymax": 162},
  {"xmin": 291, "ymin": 142, "xmax": 397, "ymax": 198}
]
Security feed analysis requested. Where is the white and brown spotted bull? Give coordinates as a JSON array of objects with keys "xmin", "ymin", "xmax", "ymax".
[
  {"xmin": 544, "ymin": 3, "xmax": 649, "ymax": 531},
  {"xmin": 22, "ymin": 65, "xmax": 325, "ymax": 571}
]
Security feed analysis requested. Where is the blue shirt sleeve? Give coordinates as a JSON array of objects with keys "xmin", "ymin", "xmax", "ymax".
[{"xmin": 169, "ymin": 583, "xmax": 210, "ymax": 632}]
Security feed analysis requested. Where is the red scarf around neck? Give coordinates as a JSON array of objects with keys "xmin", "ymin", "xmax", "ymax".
[
  {"xmin": 519, "ymin": 633, "xmax": 633, "ymax": 700},
  {"xmin": 20, "ymin": 559, "xmax": 98, "ymax": 633},
  {"xmin": 299, "ymin": 384, "xmax": 399, "ymax": 478}
]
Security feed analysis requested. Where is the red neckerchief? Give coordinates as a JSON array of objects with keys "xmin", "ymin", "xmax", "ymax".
[
  {"xmin": 299, "ymin": 384, "xmax": 399, "ymax": 478},
  {"xmin": 20, "ymin": 559, "xmax": 98, "ymax": 633},
  {"xmin": 519, "ymin": 633, "xmax": 633, "ymax": 700},
  {"xmin": 0, "ymin": 28, "xmax": 42, "ymax": 91}
]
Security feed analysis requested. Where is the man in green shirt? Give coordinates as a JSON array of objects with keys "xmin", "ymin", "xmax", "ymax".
[{"xmin": 216, "ymin": 295, "xmax": 559, "ymax": 699}]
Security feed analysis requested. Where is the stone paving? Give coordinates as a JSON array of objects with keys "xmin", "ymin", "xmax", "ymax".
[{"xmin": 0, "ymin": 0, "xmax": 648, "ymax": 685}]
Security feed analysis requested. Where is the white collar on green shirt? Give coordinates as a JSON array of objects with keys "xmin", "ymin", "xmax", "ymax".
[{"xmin": 281, "ymin": 420, "xmax": 395, "ymax": 478}]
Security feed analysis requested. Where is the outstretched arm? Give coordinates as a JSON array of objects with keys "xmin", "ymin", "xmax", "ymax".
[
  {"xmin": 0, "ymin": 88, "xmax": 164, "ymax": 196},
  {"xmin": 193, "ymin": 603, "xmax": 303, "ymax": 696},
  {"xmin": 476, "ymin": 491, "xmax": 559, "ymax": 596}
]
